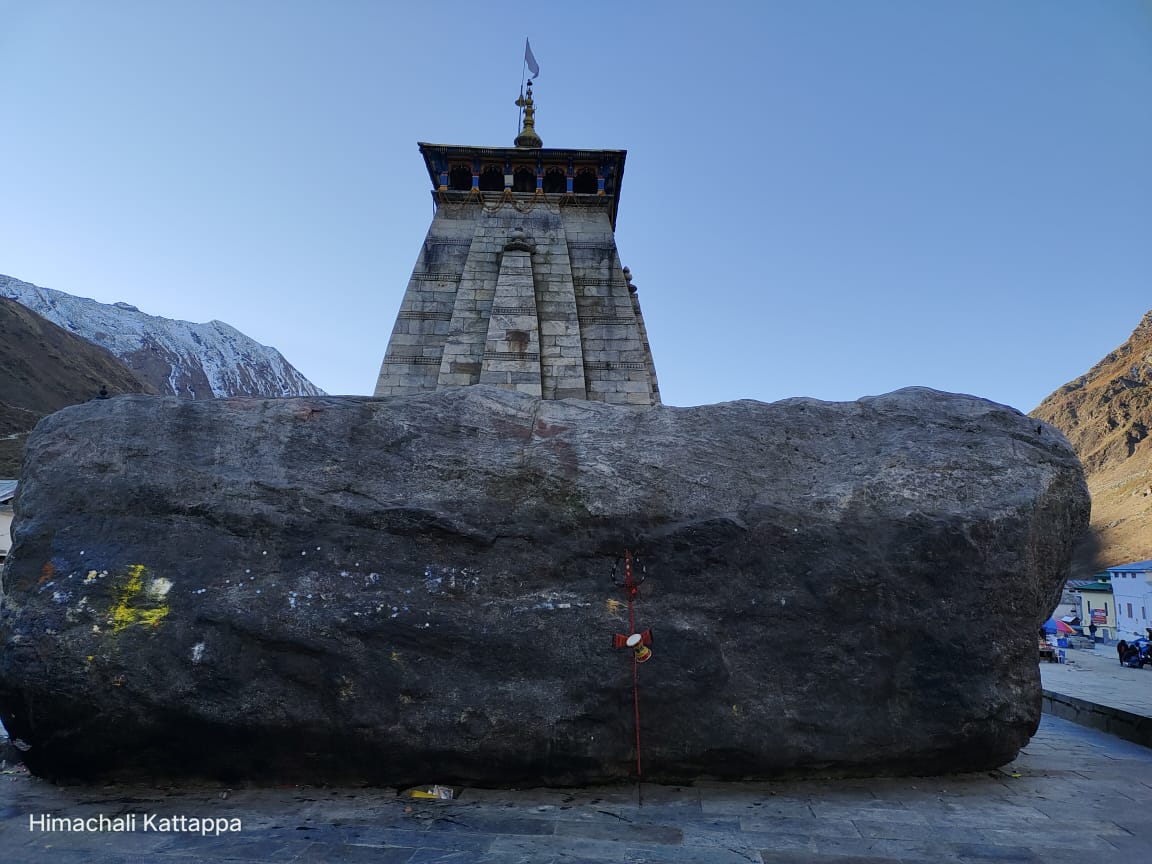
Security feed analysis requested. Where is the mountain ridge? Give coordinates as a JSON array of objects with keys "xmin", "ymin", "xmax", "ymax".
[
  {"xmin": 1, "ymin": 274, "xmax": 325, "ymax": 399},
  {"xmin": 0, "ymin": 296, "xmax": 157, "ymax": 475},
  {"xmin": 1031, "ymin": 310, "xmax": 1152, "ymax": 566}
]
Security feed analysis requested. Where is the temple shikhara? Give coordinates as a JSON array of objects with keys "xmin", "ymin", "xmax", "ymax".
[{"xmin": 374, "ymin": 82, "xmax": 660, "ymax": 405}]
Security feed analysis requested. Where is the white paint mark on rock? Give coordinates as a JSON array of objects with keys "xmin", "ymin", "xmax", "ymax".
[
  {"xmin": 191, "ymin": 642, "xmax": 205, "ymax": 664},
  {"xmin": 146, "ymin": 578, "xmax": 172, "ymax": 599},
  {"xmin": 424, "ymin": 565, "xmax": 443, "ymax": 593}
]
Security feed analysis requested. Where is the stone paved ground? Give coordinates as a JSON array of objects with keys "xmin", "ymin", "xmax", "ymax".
[
  {"xmin": 0, "ymin": 711, "xmax": 1149, "ymax": 864},
  {"xmin": 1039, "ymin": 642, "xmax": 1152, "ymax": 717}
]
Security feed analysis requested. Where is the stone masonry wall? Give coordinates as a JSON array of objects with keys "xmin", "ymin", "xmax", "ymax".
[{"xmin": 374, "ymin": 194, "xmax": 659, "ymax": 405}]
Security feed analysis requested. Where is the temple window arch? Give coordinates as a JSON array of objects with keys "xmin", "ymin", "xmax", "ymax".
[
  {"xmin": 513, "ymin": 166, "xmax": 536, "ymax": 193},
  {"xmin": 448, "ymin": 165, "xmax": 472, "ymax": 191},
  {"xmin": 573, "ymin": 168, "xmax": 597, "ymax": 195},
  {"xmin": 479, "ymin": 165, "xmax": 504, "ymax": 191},
  {"xmin": 542, "ymin": 166, "xmax": 566, "ymax": 193}
]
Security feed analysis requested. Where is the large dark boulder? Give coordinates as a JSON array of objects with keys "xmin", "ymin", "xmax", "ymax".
[{"xmin": 0, "ymin": 387, "xmax": 1088, "ymax": 784}]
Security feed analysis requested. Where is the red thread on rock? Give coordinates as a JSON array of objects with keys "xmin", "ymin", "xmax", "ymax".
[{"xmin": 611, "ymin": 550, "xmax": 648, "ymax": 806}]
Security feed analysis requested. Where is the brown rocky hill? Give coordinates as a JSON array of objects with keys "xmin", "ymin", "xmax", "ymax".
[
  {"xmin": 0, "ymin": 297, "xmax": 156, "ymax": 475},
  {"xmin": 1031, "ymin": 310, "xmax": 1152, "ymax": 566}
]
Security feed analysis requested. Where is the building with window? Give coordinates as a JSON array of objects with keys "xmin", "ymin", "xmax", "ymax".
[
  {"xmin": 0, "ymin": 480, "xmax": 15, "ymax": 562},
  {"xmin": 1070, "ymin": 577, "xmax": 1116, "ymax": 641},
  {"xmin": 1107, "ymin": 560, "xmax": 1152, "ymax": 641}
]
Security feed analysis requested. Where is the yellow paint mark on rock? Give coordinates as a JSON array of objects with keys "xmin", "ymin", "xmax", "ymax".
[
  {"xmin": 390, "ymin": 650, "xmax": 402, "ymax": 664},
  {"xmin": 605, "ymin": 599, "xmax": 625, "ymax": 618},
  {"xmin": 108, "ymin": 564, "xmax": 170, "ymax": 633}
]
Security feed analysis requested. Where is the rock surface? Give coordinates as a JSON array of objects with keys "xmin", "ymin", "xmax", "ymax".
[{"xmin": 0, "ymin": 386, "xmax": 1088, "ymax": 785}]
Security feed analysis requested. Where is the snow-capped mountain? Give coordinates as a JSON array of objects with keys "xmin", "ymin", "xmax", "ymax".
[{"xmin": 1, "ymin": 275, "xmax": 325, "ymax": 399}]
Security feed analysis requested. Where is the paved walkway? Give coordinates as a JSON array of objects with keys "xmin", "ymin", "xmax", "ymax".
[
  {"xmin": 1039, "ymin": 642, "xmax": 1152, "ymax": 748},
  {"xmin": 0, "ymin": 711, "xmax": 1149, "ymax": 863},
  {"xmin": 1039, "ymin": 642, "xmax": 1152, "ymax": 717}
]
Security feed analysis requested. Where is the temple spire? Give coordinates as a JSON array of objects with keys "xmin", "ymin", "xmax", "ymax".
[{"xmin": 514, "ymin": 81, "xmax": 542, "ymax": 148}]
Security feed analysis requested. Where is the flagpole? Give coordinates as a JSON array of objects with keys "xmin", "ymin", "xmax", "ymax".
[{"xmin": 517, "ymin": 41, "xmax": 527, "ymax": 137}]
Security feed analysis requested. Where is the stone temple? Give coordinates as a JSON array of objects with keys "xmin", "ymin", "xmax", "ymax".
[{"xmin": 373, "ymin": 83, "xmax": 660, "ymax": 405}]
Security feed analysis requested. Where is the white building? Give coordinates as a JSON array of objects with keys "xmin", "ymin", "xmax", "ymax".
[
  {"xmin": 1108, "ymin": 560, "xmax": 1152, "ymax": 641},
  {"xmin": 0, "ymin": 480, "xmax": 15, "ymax": 562}
]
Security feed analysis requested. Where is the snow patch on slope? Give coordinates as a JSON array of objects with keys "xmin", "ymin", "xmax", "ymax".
[{"xmin": 1, "ymin": 274, "xmax": 325, "ymax": 399}]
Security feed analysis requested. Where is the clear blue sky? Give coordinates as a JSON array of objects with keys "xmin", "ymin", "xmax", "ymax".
[{"xmin": 1, "ymin": 1, "xmax": 1149, "ymax": 411}]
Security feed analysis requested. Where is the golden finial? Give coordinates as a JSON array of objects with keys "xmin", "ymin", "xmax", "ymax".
[{"xmin": 515, "ymin": 81, "xmax": 542, "ymax": 148}]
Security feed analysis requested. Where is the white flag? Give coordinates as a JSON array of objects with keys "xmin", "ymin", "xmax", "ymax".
[{"xmin": 524, "ymin": 38, "xmax": 540, "ymax": 78}]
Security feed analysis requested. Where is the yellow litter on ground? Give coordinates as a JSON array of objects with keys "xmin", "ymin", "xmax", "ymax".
[{"xmin": 404, "ymin": 785, "xmax": 453, "ymax": 800}]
